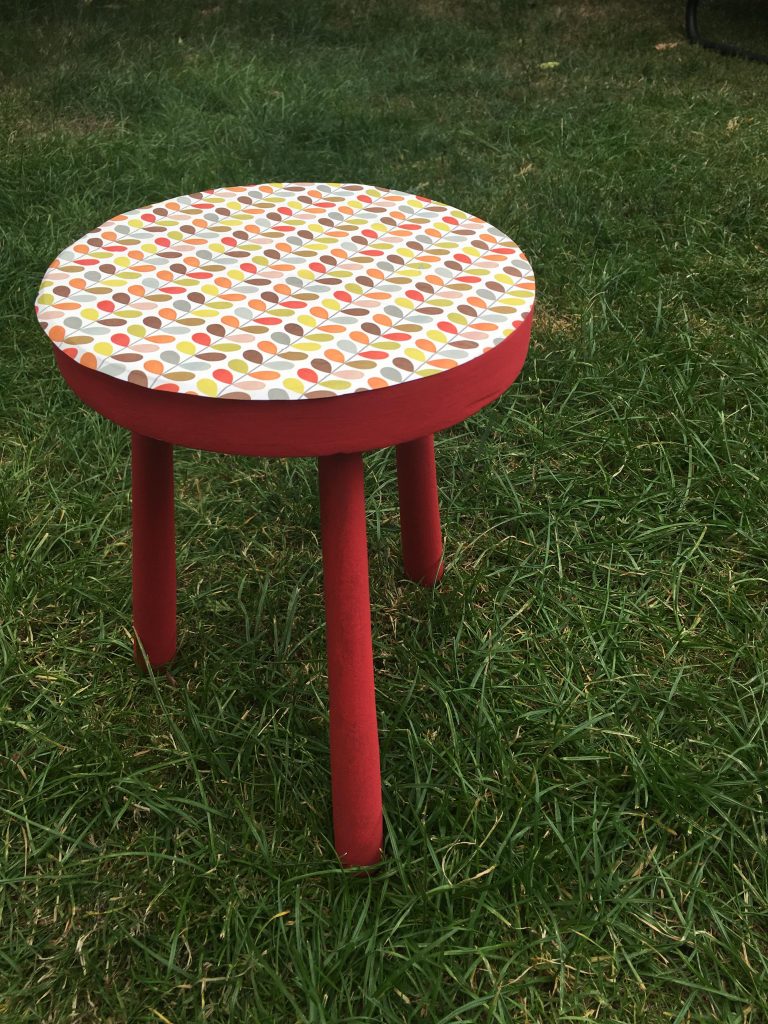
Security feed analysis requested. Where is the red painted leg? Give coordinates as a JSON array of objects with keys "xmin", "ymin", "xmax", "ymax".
[
  {"xmin": 131, "ymin": 433, "xmax": 176, "ymax": 669},
  {"xmin": 318, "ymin": 453, "xmax": 383, "ymax": 867},
  {"xmin": 396, "ymin": 434, "xmax": 444, "ymax": 585}
]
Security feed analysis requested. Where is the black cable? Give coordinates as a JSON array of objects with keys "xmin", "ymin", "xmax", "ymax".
[{"xmin": 685, "ymin": 0, "xmax": 768, "ymax": 64}]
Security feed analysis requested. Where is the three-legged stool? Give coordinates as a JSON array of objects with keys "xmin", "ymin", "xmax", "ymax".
[{"xmin": 36, "ymin": 182, "xmax": 535, "ymax": 866}]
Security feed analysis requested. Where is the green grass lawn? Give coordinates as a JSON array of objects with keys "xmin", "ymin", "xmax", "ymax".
[{"xmin": 1, "ymin": 1, "xmax": 767, "ymax": 1020}]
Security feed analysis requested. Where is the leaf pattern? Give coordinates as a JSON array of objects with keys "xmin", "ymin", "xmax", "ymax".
[{"xmin": 36, "ymin": 182, "xmax": 535, "ymax": 400}]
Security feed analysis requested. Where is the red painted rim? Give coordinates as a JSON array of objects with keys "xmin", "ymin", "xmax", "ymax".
[{"xmin": 53, "ymin": 306, "xmax": 533, "ymax": 457}]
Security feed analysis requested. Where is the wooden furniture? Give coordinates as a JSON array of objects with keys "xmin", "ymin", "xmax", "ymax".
[{"xmin": 36, "ymin": 182, "xmax": 535, "ymax": 866}]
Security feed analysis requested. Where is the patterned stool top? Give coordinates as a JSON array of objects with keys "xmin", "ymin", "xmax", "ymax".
[{"xmin": 36, "ymin": 183, "xmax": 535, "ymax": 401}]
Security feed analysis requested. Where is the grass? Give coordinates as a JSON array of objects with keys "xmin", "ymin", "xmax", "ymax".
[{"xmin": 1, "ymin": 0, "xmax": 768, "ymax": 1020}]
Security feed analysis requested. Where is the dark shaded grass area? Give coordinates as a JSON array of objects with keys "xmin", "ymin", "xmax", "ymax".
[{"xmin": 1, "ymin": 1, "xmax": 767, "ymax": 1021}]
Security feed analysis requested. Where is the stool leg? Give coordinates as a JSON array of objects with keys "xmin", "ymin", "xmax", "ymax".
[
  {"xmin": 396, "ymin": 434, "xmax": 444, "ymax": 585},
  {"xmin": 318, "ymin": 453, "xmax": 383, "ymax": 867},
  {"xmin": 131, "ymin": 433, "xmax": 176, "ymax": 669}
]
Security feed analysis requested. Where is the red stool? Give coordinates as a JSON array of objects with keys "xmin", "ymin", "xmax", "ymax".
[{"xmin": 36, "ymin": 182, "xmax": 535, "ymax": 867}]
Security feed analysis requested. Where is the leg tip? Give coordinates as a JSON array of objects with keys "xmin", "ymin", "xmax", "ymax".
[
  {"xmin": 133, "ymin": 638, "xmax": 177, "ymax": 673},
  {"xmin": 405, "ymin": 554, "xmax": 445, "ymax": 587},
  {"xmin": 337, "ymin": 842, "xmax": 384, "ymax": 873},
  {"xmin": 334, "ymin": 819, "xmax": 384, "ymax": 871}
]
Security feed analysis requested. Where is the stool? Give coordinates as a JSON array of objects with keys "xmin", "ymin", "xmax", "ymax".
[{"xmin": 36, "ymin": 182, "xmax": 535, "ymax": 867}]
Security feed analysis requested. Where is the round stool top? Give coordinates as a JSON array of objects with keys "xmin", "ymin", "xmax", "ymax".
[{"xmin": 36, "ymin": 182, "xmax": 535, "ymax": 403}]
